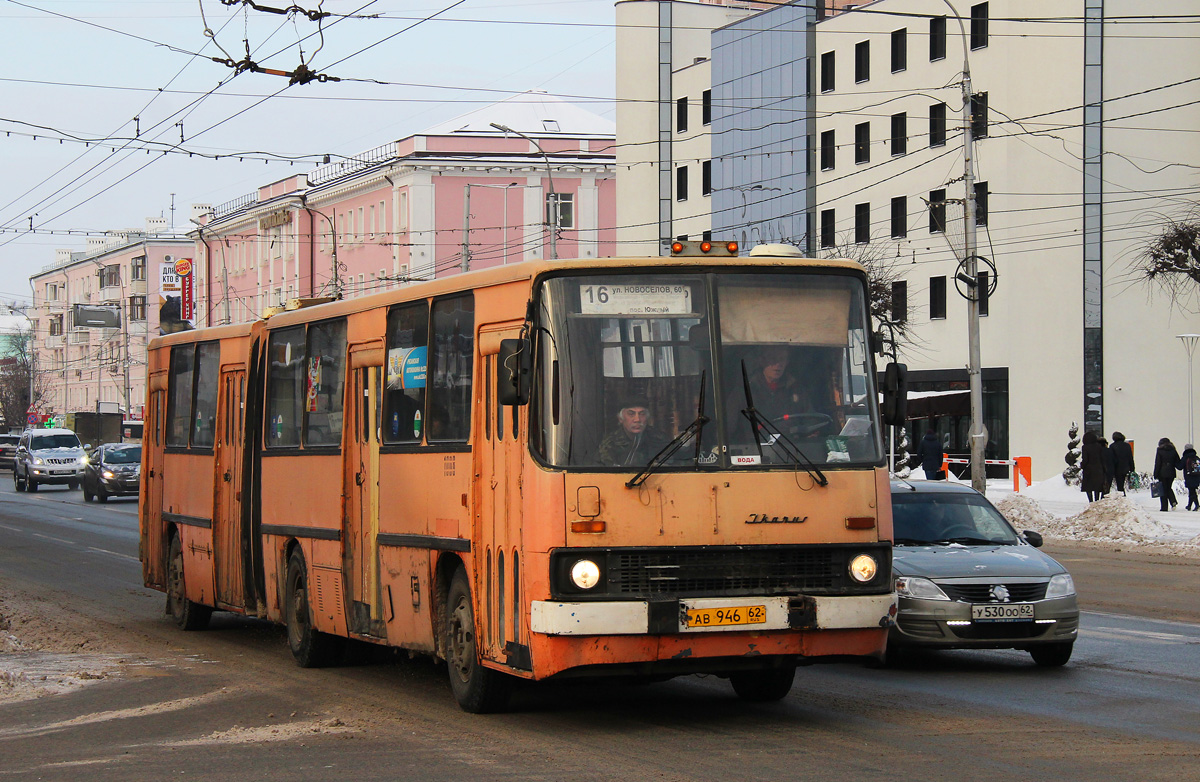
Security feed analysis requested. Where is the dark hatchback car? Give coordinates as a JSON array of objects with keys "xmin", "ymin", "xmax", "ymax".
[
  {"xmin": 82, "ymin": 443, "xmax": 142, "ymax": 502},
  {"xmin": 0, "ymin": 433, "xmax": 20, "ymax": 470},
  {"xmin": 889, "ymin": 481, "xmax": 1079, "ymax": 666}
]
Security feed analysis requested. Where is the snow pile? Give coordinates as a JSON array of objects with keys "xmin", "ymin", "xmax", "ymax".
[
  {"xmin": 993, "ymin": 494, "xmax": 1057, "ymax": 532},
  {"xmin": 999, "ymin": 494, "xmax": 1169, "ymax": 544}
]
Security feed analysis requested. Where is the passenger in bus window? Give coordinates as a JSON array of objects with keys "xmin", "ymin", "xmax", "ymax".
[{"xmin": 598, "ymin": 396, "xmax": 668, "ymax": 466}]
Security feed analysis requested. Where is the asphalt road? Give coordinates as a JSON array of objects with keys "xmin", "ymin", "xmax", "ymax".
[{"xmin": 1, "ymin": 480, "xmax": 1197, "ymax": 781}]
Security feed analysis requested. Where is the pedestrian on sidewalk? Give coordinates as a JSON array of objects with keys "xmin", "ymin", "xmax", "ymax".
[
  {"xmin": 1080, "ymin": 430, "xmax": 1106, "ymax": 502},
  {"xmin": 1153, "ymin": 437, "xmax": 1182, "ymax": 512},
  {"xmin": 917, "ymin": 428, "xmax": 945, "ymax": 480},
  {"xmin": 1110, "ymin": 431, "xmax": 1135, "ymax": 495},
  {"xmin": 1099, "ymin": 436, "xmax": 1114, "ymax": 496},
  {"xmin": 1182, "ymin": 444, "xmax": 1200, "ymax": 511}
]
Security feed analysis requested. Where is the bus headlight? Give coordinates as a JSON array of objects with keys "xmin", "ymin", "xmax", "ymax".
[
  {"xmin": 848, "ymin": 554, "xmax": 878, "ymax": 583},
  {"xmin": 570, "ymin": 559, "xmax": 601, "ymax": 590}
]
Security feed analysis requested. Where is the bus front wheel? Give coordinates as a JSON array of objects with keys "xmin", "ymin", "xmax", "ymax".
[
  {"xmin": 166, "ymin": 535, "xmax": 212, "ymax": 631},
  {"xmin": 285, "ymin": 550, "xmax": 344, "ymax": 668},
  {"xmin": 445, "ymin": 568, "xmax": 510, "ymax": 713},
  {"xmin": 729, "ymin": 664, "xmax": 796, "ymax": 702}
]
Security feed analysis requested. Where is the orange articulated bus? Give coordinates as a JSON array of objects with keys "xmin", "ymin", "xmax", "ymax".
[{"xmin": 140, "ymin": 247, "xmax": 906, "ymax": 712}]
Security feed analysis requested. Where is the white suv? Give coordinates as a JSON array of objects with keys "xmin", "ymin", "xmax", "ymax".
[{"xmin": 14, "ymin": 428, "xmax": 86, "ymax": 492}]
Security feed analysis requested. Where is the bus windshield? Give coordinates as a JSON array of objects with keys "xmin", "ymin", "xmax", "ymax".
[{"xmin": 532, "ymin": 271, "xmax": 883, "ymax": 471}]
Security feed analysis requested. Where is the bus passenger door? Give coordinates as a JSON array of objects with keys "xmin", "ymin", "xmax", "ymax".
[
  {"xmin": 214, "ymin": 366, "xmax": 246, "ymax": 609},
  {"xmin": 346, "ymin": 347, "xmax": 384, "ymax": 637},
  {"xmin": 143, "ymin": 383, "xmax": 167, "ymax": 589}
]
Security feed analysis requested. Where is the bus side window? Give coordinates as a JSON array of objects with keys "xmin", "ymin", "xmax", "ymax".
[
  {"xmin": 192, "ymin": 342, "xmax": 220, "ymax": 449},
  {"xmin": 429, "ymin": 296, "xmax": 474, "ymax": 442},
  {"xmin": 166, "ymin": 345, "xmax": 194, "ymax": 447},
  {"xmin": 383, "ymin": 302, "xmax": 429, "ymax": 443},
  {"xmin": 265, "ymin": 327, "xmax": 306, "ymax": 448}
]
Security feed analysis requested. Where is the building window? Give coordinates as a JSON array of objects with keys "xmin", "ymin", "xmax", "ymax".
[
  {"xmin": 977, "ymin": 271, "xmax": 990, "ymax": 316},
  {"xmin": 975, "ymin": 181, "xmax": 989, "ymax": 226},
  {"xmin": 45, "ymin": 282, "xmax": 60, "ymax": 301},
  {"xmin": 129, "ymin": 295, "xmax": 146, "ymax": 321},
  {"xmin": 930, "ymin": 276, "xmax": 947, "ymax": 320},
  {"xmin": 930, "ymin": 102, "xmax": 947, "ymax": 147},
  {"xmin": 821, "ymin": 209, "xmax": 836, "ymax": 248},
  {"xmin": 702, "ymin": 160, "xmax": 712, "ymax": 196},
  {"xmin": 49, "ymin": 314, "xmax": 63, "ymax": 336},
  {"xmin": 891, "ymin": 281, "xmax": 908, "ymax": 323},
  {"xmin": 929, "ymin": 188, "xmax": 947, "ymax": 233},
  {"xmin": 676, "ymin": 96, "xmax": 688, "ymax": 133},
  {"xmin": 971, "ymin": 92, "xmax": 989, "ymax": 138},
  {"xmin": 854, "ymin": 40, "xmax": 870, "ymax": 83},
  {"xmin": 820, "ymin": 51, "xmax": 835, "ymax": 92},
  {"xmin": 820, "ymin": 129, "xmax": 835, "ymax": 170},
  {"xmin": 891, "ymin": 28, "xmax": 907, "ymax": 72},
  {"xmin": 131, "ymin": 255, "xmax": 146, "ymax": 281},
  {"xmin": 676, "ymin": 166, "xmax": 688, "ymax": 202},
  {"xmin": 891, "ymin": 112, "xmax": 907, "ymax": 156},
  {"xmin": 891, "ymin": 196, "xmax": 908, "ymax": 238},
  {"xmin": 930, "ymin": 15, "xmax": 947, "ymax": 61},
  {"xmin": 854, "ymin": 122, "xmax": 870, "ymax": 164},
  {"xmin": 702, "ymin": 90, "xmax": 712, "ymax": 125},
  {"xmin": 551, "ymin": 193, "xmax": 574, "ymax": 229},
  {"xmin": 101, "ymin": 264, "xmax": 121, "ymax": 288},
  {"xmin": 971, "ymin": 2, "xmax": 989, "ymax": 50},
  {"xmin": 855, "ymin": 203, "xmax": 870, "ymax": 244}
]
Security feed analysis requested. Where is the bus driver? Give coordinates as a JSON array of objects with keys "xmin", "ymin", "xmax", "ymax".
[{"xmin": 598, "ymin": 396, "xmax": 669, "ymax": 466}]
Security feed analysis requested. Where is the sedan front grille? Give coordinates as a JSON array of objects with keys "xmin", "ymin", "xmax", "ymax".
[{"xmin": 938, "ymin": 582, "xmax": 1048, "ymax": 603}]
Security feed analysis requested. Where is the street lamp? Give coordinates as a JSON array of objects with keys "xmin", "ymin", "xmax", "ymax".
[
  {"xmin": 1178, "ymin": 333, "xmax": 1200, "ymax": 444},
  {"xmin": 489, "ymin": 123, "xmax": 559, "ymax": 260}
]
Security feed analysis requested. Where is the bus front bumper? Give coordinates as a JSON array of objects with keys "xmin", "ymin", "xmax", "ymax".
[{"xmin": 531, "ymin": 593, "xmax": 896, "ymax": 636}]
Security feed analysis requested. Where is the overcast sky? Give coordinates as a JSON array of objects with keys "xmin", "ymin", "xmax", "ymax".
[{"xmin": 0, "ymin": 0, "xmax": 616, "ymax": 304}]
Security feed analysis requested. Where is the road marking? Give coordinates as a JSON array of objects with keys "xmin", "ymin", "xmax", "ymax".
[
  {"xmin": 32, "ymin": 532, "xmax": 74, "ymax": 546},
  {"xmin": 87, "ymin": 546, "xmax": 139, "ymax": 562},
  {"xmin": 1083, "ymin": 610, "xmax": 1200, "ymax": 630},
  {"xmin": 1081, "ymin": 627, "xmax": 1200, "ymax": 644}
]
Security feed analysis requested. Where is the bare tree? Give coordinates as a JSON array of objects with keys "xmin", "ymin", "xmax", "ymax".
[
  {"xmin": 0, "ymin": 325, "xmax": 47, "ymax": 430},
  {"xmin": 1136, "ymin": 206, "xmax": 1200, "ymax": 309}
]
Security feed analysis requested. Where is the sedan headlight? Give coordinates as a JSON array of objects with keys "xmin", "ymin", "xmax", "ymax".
[
  {"xmin": 569, "ymin": 559, "xmax": 601, "ymax": 590},
  {"xmin": 79, "ymin": 456, "xmax": 88, "ymax": 465},
  {"xmin": 1045, "ymin": 573, "xmax": 1076, "ymax": 598},
  {"xmin": 848, "ymin": 554, "xmax": 878, "ymax": 583},
  {"xmin": 895, "ymin": 576, "xmax": 951, "ymax": 600},
  {"xmin": 33, "ymin": 457, "xmax": 43, "ymax": 465},
  {"xmin": 102, "ymin": 470, "xmax": 115, "ymax": 480}
]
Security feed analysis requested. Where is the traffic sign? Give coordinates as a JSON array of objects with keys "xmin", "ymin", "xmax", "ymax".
[{"xmin": 26, "ymin": 411, "xmax": 39, "ymax": 425}]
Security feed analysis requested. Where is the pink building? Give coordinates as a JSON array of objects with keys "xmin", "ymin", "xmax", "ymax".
[
  {"xmin": 191, "ymin": 93, "xmax": 616, "ymax": 324},
  {"xmin": 29, "ymin": 221, "xmax": 192, "ymax": 420}
]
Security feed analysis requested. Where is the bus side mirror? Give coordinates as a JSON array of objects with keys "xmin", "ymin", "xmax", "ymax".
[
  {"xmin": 498, "ymin": 338, "xmax": 532, "ymax": 406},
  {"xmin": 881, "ymin": 362, "xmax": 908, "ymax": 426}
]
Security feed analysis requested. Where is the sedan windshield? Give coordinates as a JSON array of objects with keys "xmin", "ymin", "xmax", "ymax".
[
  {"xmin": 891, "ymin": 493, "xmax": 1020, "ymax": 545},
  {"xmin": 531, "ymin": 271, "xmax": 882, "ymax": 471},
  {"xmin": 105, "ymin": 447, "xmax": 141, "ymax": 464}
]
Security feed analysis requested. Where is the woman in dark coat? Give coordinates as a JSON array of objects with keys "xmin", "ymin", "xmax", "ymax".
[
  {"xmin": 1079, "ymin": 430, "xmax": 1107, "ymax": 502},
  {"xmin": 1153, "ymin": 437, "xmax": 1182, "ymax": 512},
  {"xmin": 1110, "ymin": 432, "xmax": 1135, "ymax": 495},
  {"xmin": 1182, "ymin": 445, "xmax": 1200, "ymax": 511},
  {"xmin": 1098, "ymin": 436, "xmax": 1113, "ymax": 496},
  {"xmin": 916, "ymin": 429, "xmax": 944, "ymax": 480}
]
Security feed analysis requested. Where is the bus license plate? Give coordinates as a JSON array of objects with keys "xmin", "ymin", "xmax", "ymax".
[
  {"xmin": 684, "ymin": 605, "xmax": 767, "ymax": 628},
  {"xmin": 971, "ymin": 603, "xmax": 1034, "ymax": 622}
]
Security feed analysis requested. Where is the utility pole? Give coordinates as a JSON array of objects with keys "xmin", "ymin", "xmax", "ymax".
[
  {"xmin": 489, "ymin": 123, "xmax": 558, "ymax": 260},
  {"xmin": 946, "ymin": 0, "xmax": 987, "ymax": 494},
  {"xmin": 222, "ymin": 265, "xmax": 231, "ymax": 324},
  {"xmin": 461, "ymin": 185, "xmax": 472, "ymax": 273}
]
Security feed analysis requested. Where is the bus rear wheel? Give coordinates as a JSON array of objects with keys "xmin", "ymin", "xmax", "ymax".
[
  {"xmin": 285, "ymin": 550, "xmax": 344, "ymax": 668},
  {"xmin": 166, "ymin": 535, "xmax": 212, "ymax": 630},
  {"xmin": 729, "ymin": 664, "xmax": 796, "ymax": 702},
  {"xmin": 445, "ymin": 568, "xmax": 510, "ymax": 713}
]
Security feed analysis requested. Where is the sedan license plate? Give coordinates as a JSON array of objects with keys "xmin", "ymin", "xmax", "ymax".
[
  {"xmin": 972, "ymin": 603, "xmax": 1035, "ymax": 622},
  {"xmin": 684, "ymin": 605, "xmax": 767, "ymax": 629}
]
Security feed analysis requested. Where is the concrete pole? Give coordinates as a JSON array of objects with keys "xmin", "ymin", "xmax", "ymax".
[
  {"xmin": 461, "ymin": 184, "xmax": 471, "ymax": 273},
  {"xmin": 945, "ymin": 0, "xmax": 987, "ymax": 494},
  {"xmin": 1178, "ymin": 334, "xmax": 1200, "ymax": 445}
]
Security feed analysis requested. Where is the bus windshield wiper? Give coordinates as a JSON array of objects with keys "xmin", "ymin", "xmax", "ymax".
[
  {"xmin": 627, "ymin": 372, "xmax": 709, "ymax": 489},
  {"xmin": 739, "ymin": 361, "xmax": 828, "ymax": 487}
]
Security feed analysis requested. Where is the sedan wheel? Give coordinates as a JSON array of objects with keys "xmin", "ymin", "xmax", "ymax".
[{"xmin": 1030, "ymin": 641, "xmax": 1073, "ymax": 667}]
